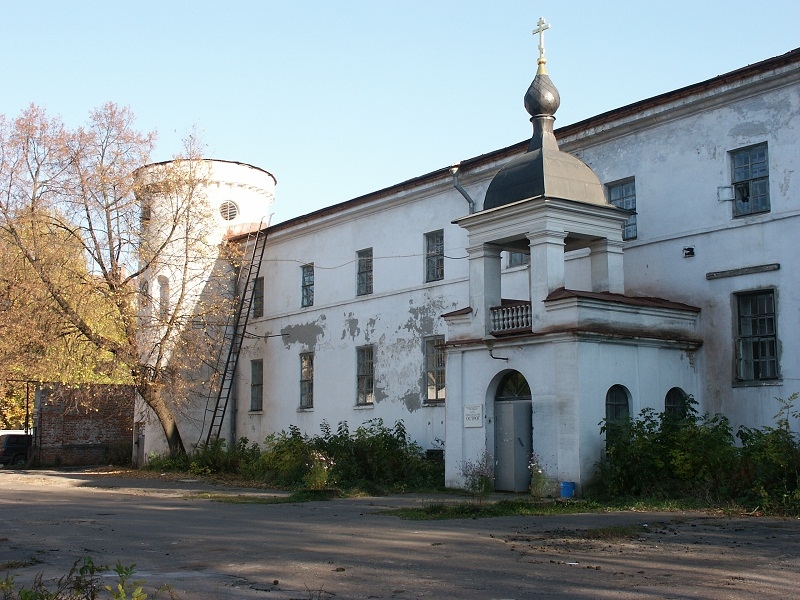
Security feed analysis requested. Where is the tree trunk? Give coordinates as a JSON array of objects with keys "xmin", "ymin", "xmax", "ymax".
[{"xmin": 139, "ymin": 380, "xmax": 186, "ymax": 455}]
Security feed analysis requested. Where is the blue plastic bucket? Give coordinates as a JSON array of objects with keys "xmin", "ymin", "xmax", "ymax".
[{"xmin": 560, "ymin": 481, "xmax": 576, "ymax": 499}]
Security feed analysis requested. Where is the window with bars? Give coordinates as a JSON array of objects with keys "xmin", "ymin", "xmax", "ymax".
[
  {"xmin": 607, "ymin": 178, "xmax": 637, "ymax": 240},
  {"xmin": 301, "ymin": 264, "xmax": 314, "ymax": 307},
  {"xmin": 735, "ymin": 290, "xmax": 779, "ymax": 381},
  {"xmin": 424, "ymin": 230, "xmax": 444, "ymax": 282},
  {"xmin": 250, "ymin": 359, "xmax": 263, "ymax": 411},
  {"xmin": 605, "ymin": 385, "xmax": 630, "ymax": 422},
  {"xmin": 664, "ymin": 387, "xmax": 689, "ymax": 418},
  {"xmin": 356, "ymin": 346, "xmax": 374, "ymax": 406},
  {"xmin": 604, "ymin": 384, "xmax": 631, "ymax": 451},
  {"xmin": 732, "ymin": 143, "xmax": 769, "ymax": 217},
  {"xmin": 300, "ymin": 353, "xmax": 314, "ymax": 409},
  {"xmin": 424, "ymin": 336, "xmax": 446, "ymax": 403},
  {"xmin": 356, "ymin": 248, "xmax": 373, "ymax": 296},
  {"xmin": 252, "ymin": 277, "xmax": 264, "ymax": 318}
]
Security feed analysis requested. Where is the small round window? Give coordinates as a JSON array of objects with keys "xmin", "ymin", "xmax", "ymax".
[{"xmin": 219, "ymin": 201, "xmax": 239, "ymax": 221}]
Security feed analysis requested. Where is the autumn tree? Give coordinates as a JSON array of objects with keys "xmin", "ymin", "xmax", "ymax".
[{"xmin": 0, "ymin": 104, "xmax": 232, "ymax": 453}]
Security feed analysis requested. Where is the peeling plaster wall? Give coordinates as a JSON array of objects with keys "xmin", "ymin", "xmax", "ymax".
[
  {"xmin": 236, "ymin": 182, "xmax": 476, "ymax": 451},
  {"xmin": 569, "ymin": 79, "xmax": 800, "ymax": 432}
]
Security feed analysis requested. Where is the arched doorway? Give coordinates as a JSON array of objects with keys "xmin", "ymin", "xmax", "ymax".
[{"xmin": 494, "ymin": 371, "xmax": 532, "ymax": 492}]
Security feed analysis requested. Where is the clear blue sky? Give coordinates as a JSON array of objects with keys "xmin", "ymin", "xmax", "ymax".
[{"xmin": 2, "ymin": 1, "xmax": 798, "ymax": 224}]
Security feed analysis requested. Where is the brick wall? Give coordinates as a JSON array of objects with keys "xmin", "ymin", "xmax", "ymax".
[{"xmin": 35, "ymin": 384, "xmax": 134, "ymax": 466}]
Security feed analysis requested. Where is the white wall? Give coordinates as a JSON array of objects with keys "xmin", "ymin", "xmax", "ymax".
[{"xmin": 567, "ymin": 75, "xmax": 800, "ymax": 431}]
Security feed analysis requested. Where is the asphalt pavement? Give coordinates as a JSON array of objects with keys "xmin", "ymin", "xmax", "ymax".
[{"xmin": 1, "ymin": 469, "xmax": 798, "ymax": 599}]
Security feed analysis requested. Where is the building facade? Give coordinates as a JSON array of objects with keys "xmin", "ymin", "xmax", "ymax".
[{"xmin": 139, "ymin": 47, "xmax": 800, "ymax": 493}]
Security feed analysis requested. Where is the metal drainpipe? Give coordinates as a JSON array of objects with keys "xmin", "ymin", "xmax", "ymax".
[{"xmin": 450, "ymin": 163, "xmax": 475, "ymax": 214}]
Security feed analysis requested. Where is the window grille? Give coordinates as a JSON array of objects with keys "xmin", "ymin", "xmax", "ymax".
[
  {"xmin": 301, "ymin": 264, "xmax": 314, "ymax": 307},
  {"xmin": 736, "ymin": 290, "xmax": 779, "ymax": 381},
  {"xmin": 424, "ymin": 230, "xmax": 444, "ymax": 282},
  {"xmin": 356, "ymin": 346, "xmax": 374, "ymax": 405},
  {"xmin": 357, "ymin": 248, "xmax": 373, "ymax": 296}
]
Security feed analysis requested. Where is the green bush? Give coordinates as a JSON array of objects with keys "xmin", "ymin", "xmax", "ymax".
[
  {"xmin": 0, "ymin": 557, "xmax": 158, "ymax": 600},
  {"xmin": 737, "ymin": 393, "xmax": 800, "ymax": 512},
  {"xmin": 596, "ymin": 399, "xmax": 738, "ymax": 501},
  {"xmin": 594, "ymin": 394, "xmax": 800, "ymax": 514},
  {"xmin": 143, "ymin": 419, "xmax": 444, "ymax": 493}
]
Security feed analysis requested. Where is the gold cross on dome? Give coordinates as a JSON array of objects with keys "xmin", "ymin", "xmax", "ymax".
[{"xmin": 532, "ymin": 17, "xmax": 550, "ymax": 73}]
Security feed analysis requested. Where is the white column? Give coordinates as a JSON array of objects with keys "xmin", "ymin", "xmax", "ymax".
[
  {"xmin": 467, "ymin": 243, "xmax": 502, "ymax": 336},
  {"xmin": 528, "ymin": 229, "xmax": 567, "ymax": 324},
  {"xmin": 588, "ymin": 238, "xmax": 625, "ymax": 294}
]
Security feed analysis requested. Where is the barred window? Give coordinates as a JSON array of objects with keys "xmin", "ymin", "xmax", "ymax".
[
  {"xmin": 664, "ymin": 387, "xmax": 689, "ymax": 418},
  {"xmin": 605, "ymin": 385, "xmax": 630, "ymax": 422},
  {"xmin": 356, "ymin": 248, "xmax": 373, "ymax": 296},
  {"xmin": 424, "ymin": 230, "xmax": 444, "ymax": 282},
  {"xmin": 301, "ymin": 264, "xmax": 314, "ymax": 307},
  {"xmin": 736, "ymin": 290, "xmax": 779, "ymax": 381},
  {"xmin": 356, "ymin": 346, "xmax": 374, "ymax": 406},
  {"xmin": 250, "ymin": 359, "xmax": 263, "ymax": 412}
]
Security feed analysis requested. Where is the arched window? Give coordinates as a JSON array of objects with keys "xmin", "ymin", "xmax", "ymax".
[
  {"xmin": 605, "ymin": 385, "xmax": 630, "ymax": 422},
  {"xmin": 665, "ymin": 387, "xmax": 689, "ymax": 418},
  {"xmin": 157, "ymin": 276, "xmax": 169, "ymax": 320},
  {"xmin": 495, "ymin": 371, "xmax": 531, "ymax": 402}
]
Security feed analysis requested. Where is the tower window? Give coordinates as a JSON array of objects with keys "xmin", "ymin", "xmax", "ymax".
[{"xmin": 219, "ymin": 201, "xmax": 239, "ymax": 221}]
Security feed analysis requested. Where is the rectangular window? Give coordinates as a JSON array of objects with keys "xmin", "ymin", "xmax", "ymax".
[
  {"xmin": 301, "ymin": 264, "xmax": 314, "ymax": 307},
  {"xmin": 356, "ymin": 248, "xmax": 373, "ymax": 296},
  {"xmin": 250, "ymin": 359, "xmax": 263, "ymax": 411},
  {"xmin": 424, "ymin": 336, "xmax": 446, "ymax": 403},
  {"xmin": 424, "ymin": 230, "xmax": 444, "ymax": 282},
  {"xmin": 508, "ymin": 252, "xmax": 530, "ymax": 268},
  {"xmin": 735, "ymin": 290, "xmax": 779, "ymax": 381},
  {"xmin": 607, "ymin": 178, "xmax": 637, "ymax": 240},
  {"xmin": 252, "ymin": 277, "xmax": 264, "ymax": 318},
  {"xmin": 158, "ymin": 276, "xmax": 169, "ymax": 320},
  {"xmin": 300, "ymin": 353, "xmax": 314, "ymax": 409},
  {"xmin": 356, "ymin": 346, "xmax": 374, "ymax": 405},
  {"xmin": 732, "ymin": 143, "xmax": 769, "ymax": 217}
]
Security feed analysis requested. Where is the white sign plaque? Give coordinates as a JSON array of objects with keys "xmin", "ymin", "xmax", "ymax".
[{"xmin": 464, "ymin": 404, "xmax": 483, "ymax": 428}]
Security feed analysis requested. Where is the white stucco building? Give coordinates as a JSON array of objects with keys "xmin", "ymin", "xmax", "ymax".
[{"xmin": 139, "ymin": 44, "xmax": 800, "ymax": 494}]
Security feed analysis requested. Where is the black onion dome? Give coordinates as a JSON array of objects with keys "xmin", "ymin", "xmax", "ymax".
[
  {"xmin": 483, "ymin": 64, "xmax": 606, "ymax": 211},
  {"xmin": 524, "ymin": 72, "xmax": 560, "ymax": 117}
]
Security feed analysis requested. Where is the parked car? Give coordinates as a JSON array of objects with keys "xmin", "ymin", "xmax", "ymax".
[{"xmin": 0, "ymin": 433, "xmax": 33, "ymax": 466}]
